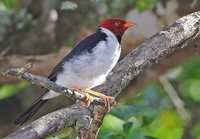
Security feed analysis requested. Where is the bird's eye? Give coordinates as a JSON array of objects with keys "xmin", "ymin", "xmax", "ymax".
[{"xmin": 115, "ymin": 22, "xmax": 121, "ymax": 27}]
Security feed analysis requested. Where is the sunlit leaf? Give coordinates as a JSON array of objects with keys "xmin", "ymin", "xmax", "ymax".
[
  {"xmin": 0, "ymin": 2, "xmax": 6, "ymax": 10},
  {"xmin": 101, "ymin": 114, "xmax": 124, "ymax": 132},
  {"xmin": 144, "ymin": 110, "xmax": 184, "ymax": 139},
  {"xmin": 0, "ymin": 81, "xmax": 29, "ymax": 99},
  {"xmin": 136, "ymin": 0, "xmax": 157, "ymax": 12},
  {"xmin": 0, "ymin": 0, "xmax": 21, "ymax": 10}
]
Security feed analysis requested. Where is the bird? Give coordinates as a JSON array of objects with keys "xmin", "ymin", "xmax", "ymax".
[{"xmin": 14, "ymin": 18, "xmax": 135, "ymax": 125}]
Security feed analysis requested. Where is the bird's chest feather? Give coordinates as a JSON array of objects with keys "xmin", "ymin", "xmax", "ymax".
[
  {"xmin": 57, "ymin": 36, "xmax": 121, "ymax": 89},
  {"xmin": 81, "ymin": 38, "xmax": 121, "ymax": 78}
]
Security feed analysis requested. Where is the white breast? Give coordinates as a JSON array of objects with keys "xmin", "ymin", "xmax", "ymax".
[
  {"xmin": 58, "ymin": 28, "xmax": 120, "ymax": 89},
  {"xmin": 43, "ymin": 28, "xmax": 121, "ymax": 100}
]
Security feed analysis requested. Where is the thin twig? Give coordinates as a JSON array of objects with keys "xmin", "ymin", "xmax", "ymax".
[
  {"xmin": 1, "ymin": 63, "xmax": 115, "ymax": 106},
  {"xmin": 0, "ymin": 47, "xmax": 10, "ymax": 59},
  {"xmin": 159, "ymin": 75, "xmax": 191, "ymax": 123},
  {"xmin": 190, "ymin": 0, "xmax": 198, "ymax": 8}
]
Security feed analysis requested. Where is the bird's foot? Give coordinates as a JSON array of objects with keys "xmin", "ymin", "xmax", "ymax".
[
  {"xmin": 75, "ymin": 89, "xmax": 94, "ymax": 107},
  {"xmin": 85, "ymin": 90, "xmax": 115, "ymax": 111}
]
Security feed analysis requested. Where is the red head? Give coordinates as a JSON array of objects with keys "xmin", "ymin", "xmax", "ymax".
[{"xmin": 99, "ymin": 18, "xmax": 136, "ymax": 36}]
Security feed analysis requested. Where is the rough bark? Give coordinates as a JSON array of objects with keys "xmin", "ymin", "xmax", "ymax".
[
  {"xmin": 122, "ymin": 43, "xmax": 200, "ymax": 100},
  {"xmin": 3, "ymin": 11, "xmax": 200, "ymax": 139}
]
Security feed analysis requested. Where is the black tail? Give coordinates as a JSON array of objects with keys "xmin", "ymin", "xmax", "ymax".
[{"xmin": 14, "ymin": 96, "xmax": 48, "ymax": 125}]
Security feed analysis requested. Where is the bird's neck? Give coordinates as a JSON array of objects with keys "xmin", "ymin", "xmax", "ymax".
[
  {"xmin": 97, "ymin": 27, "xmax": 122, "ymax": 43},
  {"xmin": 116, "ymin": 35, "xmax": 122, "ymax": 43}
]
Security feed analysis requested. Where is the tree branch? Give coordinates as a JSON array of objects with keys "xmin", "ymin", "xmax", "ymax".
[
  {"xmin": 1, "ymin": 63, "xmax": 111, "ymax": 106},
  {"xmin": 4, "ymin": 103, "xmax": 93, "ymax": 139},
  {"xmin": 3, "ymin": 11, "xmax": 200, "ymax": 139},
  {"xmin": 0, "ymin": 47, "xmax": 71, "ymax": 83}
]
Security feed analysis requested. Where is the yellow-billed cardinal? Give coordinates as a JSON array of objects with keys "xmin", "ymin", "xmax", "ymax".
[{"xmin": 14, "ymin": 18, "xmax": 135, "ymax": 125}]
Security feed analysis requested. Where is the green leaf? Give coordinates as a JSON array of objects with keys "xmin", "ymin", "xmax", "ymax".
[
  {"xmin": 189, "ymin": 80, "xmax": 200, "ymax": 101},
  {"xmin": 1, "ymin": 0, "xmax": 21, "ymax": 10},
  {"xmin": 136, "ymin": 0, "xmax": 158, "ymax": 12},
  {"xmin": 101, "ymin": 114, "xmax": 124, "ymax": 132},
  {"xmin": 143, "ymin": 108, "xmax": 158, "ymax": 125},
  {"xmin": 109, "ymin": 104, "xmax": 147, "ymax": 120},
  {"xmin": 0, "ymin": 81, "xmax": 29, "ymax": 99},
  {"xmin": 0, "ymin": 1, "xmax": 6, "ymax": 10},
  {"xmin": 123, "ymin": 121, "xmax": 133, "ymax": 134},
  {"xmin": 191, "ymin": 121, "xmax": 200, "ymax": 138}
]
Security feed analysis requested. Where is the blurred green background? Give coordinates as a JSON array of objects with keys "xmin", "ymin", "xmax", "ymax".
[{"xmin": 0, "ymin": 0, "xmax": 199, "ymax": 139}]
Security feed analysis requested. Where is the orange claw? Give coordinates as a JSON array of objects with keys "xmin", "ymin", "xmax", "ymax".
[
  {"xmin": 85, "ymin": 90, "xmax": 115, "ymax": 111},
  {"xmin": 84, "ymin": 93, "xmax": 94, "ymax": 107},
  {"xmin": 75, "ymin": 89, "xmax": 94, "ymax": 107}
]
